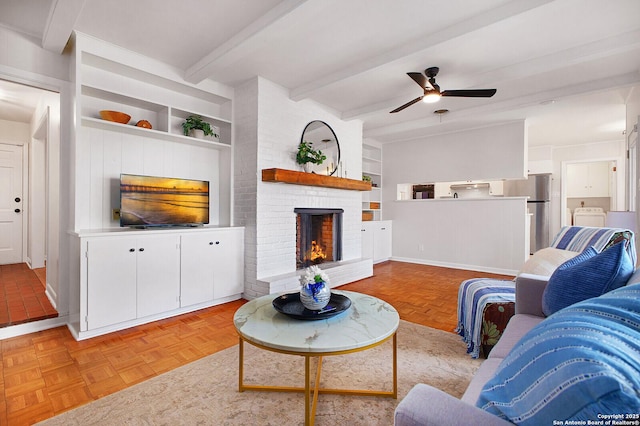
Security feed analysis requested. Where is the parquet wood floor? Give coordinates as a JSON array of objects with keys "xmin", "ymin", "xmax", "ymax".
[
  {"xmin": 0, "ymin": 261, "xmax": 512, "ymax": 425},
  {"xmin": 0, "ymin": 264, "xmax": 58, "ymax": 329}
]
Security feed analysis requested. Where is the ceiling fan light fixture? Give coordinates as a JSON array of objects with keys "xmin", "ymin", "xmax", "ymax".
[{"xmin": 422, "ymin": 92, "xmax": 441, "ymax": 103}]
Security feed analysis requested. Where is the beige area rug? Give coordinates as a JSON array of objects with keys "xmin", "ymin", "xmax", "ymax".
[{"xmin": 38, "ymin": 321, "xmax": 482, "ymax": 426}]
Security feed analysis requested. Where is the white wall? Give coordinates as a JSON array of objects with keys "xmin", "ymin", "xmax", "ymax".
[
  {"xmin": 75, "ymin": 127, "xmax": 222, "ymax": 230},
  {"xmin": 235, "ymin": 77, "xmax": 363, "ymax": 299},
  {"xmin": 388, "ymin": 198, "xmax": 528, "ymax": 274},
  {"xmin": 0, "ymin": 27, "xmax": 69, "ymax": 83},
  {"xmin": 383, "ymin": 120, "xmax": 527, "ymax": 185},
  {"xmin": 0, "ymin": 119, "xmax": 30, "ymax": 142},
  {"xmin": 30, "ymin": 92, "xmax": 62, "ymax": 311}
]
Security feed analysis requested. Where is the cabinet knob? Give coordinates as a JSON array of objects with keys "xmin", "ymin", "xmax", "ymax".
[
  {"xmin": 129, "ymin": 248, "xmax": 135, "ymax": 252},
  {"xmin": 139, "ymin": 248, "xmax": 144, "ymax": 252},
  {"xmin": 209, "ymin": 241, "xmax": 214, "ymax": 245},
  {"xmin": 216, "ymin": 241, "xmax": 220, "ymax": 245},
  {"xmin": 15, "ymin": 197, "xmax": 21, "ymax": 203},
  {"xmin": 381, "ymin": 227, "xmax": 386, "ymax": 230},
  {"xmin": 14, "ymin": 208, "xmax": 21, "ymax": 213}
]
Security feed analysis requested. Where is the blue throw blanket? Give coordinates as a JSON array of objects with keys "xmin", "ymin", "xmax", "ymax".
[
  {"xmin": 457, "ymin": 226, "xmax": 635, "ymax": 359},
  {"xmin": 456, "ymin": 278, "xmax": 515, "ymax": 358}
]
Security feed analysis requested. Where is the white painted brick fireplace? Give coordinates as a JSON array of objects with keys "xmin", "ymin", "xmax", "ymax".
[{"xmin": 234, "ymin": 77, "xmax": 372, "ymax": 299}]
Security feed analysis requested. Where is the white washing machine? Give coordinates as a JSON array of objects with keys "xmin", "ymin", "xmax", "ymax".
[{"xmin": 573, "ymin": 207, "xmax": 606, "ymax": 227}]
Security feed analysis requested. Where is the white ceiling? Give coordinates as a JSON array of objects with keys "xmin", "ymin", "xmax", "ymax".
[{"xmin": 1, "ymin": 0, "xmax": 639, "ymax": 146}]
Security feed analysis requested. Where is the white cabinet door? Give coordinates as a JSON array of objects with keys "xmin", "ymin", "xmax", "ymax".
[
  {"xmin": 136, "ymin": 235, "xmax": 180, "ymax": 318},
  {"xmin": 180, "ymin": 228, "xmax": 244, "ymax": 304},
  {"xmin": 587, "ymin": 162, "xmax": 610, "ymax": 197},
  {"xmin": 567, "ymin": 163, "xmax": 589, "ymax": 197},
  {"xmin": 361, "ymin": 221, "xmax": 392, "ymax": 263},
  {"xmin": 361, "ymin": 222, "xmax": 374, "ymax": 259},
  {"xmin": 180, "ymin": 232, "xmax": 216, "ymax": 306},
  {"xmin": 374, "ymin": 221, "xmax": 393, "ymax": 262},
  {"xmin": 567, "ymin": 162, "xmax": 610, "ymax": 197},
  {"xmin": 212, "ymin": 228, "xmax": 244, "ymax": 299},
  {"xmin": 87, "ymin": 238, "xmax": 137, "ymax": 329}
]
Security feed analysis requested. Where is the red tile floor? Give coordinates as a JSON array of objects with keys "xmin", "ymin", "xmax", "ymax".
[{"xmin": 0, "ymin": 263, "xmax": 58, "ymax": 327}]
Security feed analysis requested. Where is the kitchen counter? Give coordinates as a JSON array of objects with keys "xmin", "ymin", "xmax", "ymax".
[{"xmin": 395, "ymin": 196, "xmax": 528, "ymax": 202}]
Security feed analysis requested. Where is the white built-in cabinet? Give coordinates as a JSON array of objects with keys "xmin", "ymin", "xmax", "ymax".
[
  {"xmin": 361, "ymin": 220, "xmax": 392, "ymax": 263},
  {"xmin": 180, "ymin": 228, "xmax": 244, "ymax": 306},
  {"xmin": 566, "ymin": 162, "xmax": 610, "ymax": 197},
  {"xmin": 76, "ymin": 227, "xmax": 244, "ymax": 340},
  {"xmin": 86, "ymin": 234, "xmax": 180, "ymax": 329},
  {"xmin": 68, "ymin": 35, "xmax": 242, "ymax": 341}
]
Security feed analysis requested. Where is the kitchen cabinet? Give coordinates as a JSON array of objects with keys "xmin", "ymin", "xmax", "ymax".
[
  {"xmin": 566, "ymin": 162, "xmax": 610, "ymax": 197},
  {"xmin": 85, "ymin": 234, "xmax": 180, "ymax": 330},
  {"xmin": 361, "ymin": 220, "xmax": 392, "ymax": 263},
  {"xmin": 180, "ymin": 228, "xmax": 244, "ymax": 306}
]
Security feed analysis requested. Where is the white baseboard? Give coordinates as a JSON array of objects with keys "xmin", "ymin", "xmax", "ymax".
[
  {"xmin": 391, "ymin": 256, "xmax": 518, "ymax": 277},
  {"xmin": 0, "ymin": 315, "xmax": 69, "ymax": 339}
]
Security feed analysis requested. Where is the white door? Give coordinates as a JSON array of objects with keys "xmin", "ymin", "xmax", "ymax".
[{"xmin": 0, "ymin": 144, "xmax": 23, "ymax": 265}]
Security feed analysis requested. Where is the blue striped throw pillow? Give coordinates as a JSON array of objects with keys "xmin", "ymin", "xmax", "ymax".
[
  {"xmin": 542, "ymin": 241, "xmax": 633, "ymax": 316},
  {"xmin": 476, "ymin": 284, "xmax": 640, "ymax": 425}
]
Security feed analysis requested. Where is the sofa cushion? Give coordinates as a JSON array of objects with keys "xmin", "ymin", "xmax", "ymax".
[
  {"xmin": 487, "ymin": 314, "xmax": 544, "ymax": 360},
  {"xmin": 542, "ymin": 242, "xmax": 633, "ymax": 316},
  {"xmin": 476, "ymin": 283, "xmax": 640, "ymax": 425},
  {"xmin": 460, "ymin": 358, "xmax": 503, "ymax": 405},
  {"xmin": 626, "ymin": 267, "xmax": 640, "ymax": 287},
  {"xmin": 517, "ymin": 247, "xmax": 580, "ymax": 277}
]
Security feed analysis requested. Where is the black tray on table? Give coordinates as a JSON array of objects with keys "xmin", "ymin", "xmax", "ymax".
[{"xmin": 272, "ymin": 292, "xmax": 351, "ymax": 320}]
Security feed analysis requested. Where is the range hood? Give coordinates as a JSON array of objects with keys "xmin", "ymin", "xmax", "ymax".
[{"xmin": 449, "ymin": 182, "xmax": 490, "ymax": 190}]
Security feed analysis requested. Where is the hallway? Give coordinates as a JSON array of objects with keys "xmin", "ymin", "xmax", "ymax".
[{"xmin": 0, "ymin": 263, "xmax": 58, "ymax": 327}]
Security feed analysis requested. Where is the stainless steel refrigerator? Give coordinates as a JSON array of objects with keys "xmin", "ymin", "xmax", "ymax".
[{"xmin": 503, "ymin": 174, "xmax": 551, "ymax": 254}]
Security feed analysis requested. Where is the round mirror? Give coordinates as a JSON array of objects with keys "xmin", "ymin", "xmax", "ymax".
[{"xmin": 300, "ymin": 120, "xmax": 340, "ymax": 176}]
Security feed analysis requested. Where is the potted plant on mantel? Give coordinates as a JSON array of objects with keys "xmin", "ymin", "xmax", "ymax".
[
  {"xmin": 296, "ymin": 141, "xmax": 326, "ymax": 173},
  {"xmin": 182, "ymin": 115, "xmax": 219, "ymax": 141}
]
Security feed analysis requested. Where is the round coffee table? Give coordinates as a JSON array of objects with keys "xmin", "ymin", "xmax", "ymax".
[{"xmin": 233, "ymin": 290, "xmax": 399, "ymax": 426}]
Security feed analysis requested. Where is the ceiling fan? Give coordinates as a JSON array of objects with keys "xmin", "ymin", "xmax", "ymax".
[{"xmin": 390, "ymin": 67, "xmax": 497, "ymax": 113}]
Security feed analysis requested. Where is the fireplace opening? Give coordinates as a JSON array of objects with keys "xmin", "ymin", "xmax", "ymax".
[{"xmin": 295, "ymin": 208, "xmax": 343, "ymax": 270}]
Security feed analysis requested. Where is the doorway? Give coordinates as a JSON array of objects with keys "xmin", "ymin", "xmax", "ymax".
[
  {"xmin": 0, "ymin": 78, "xmax": 60, "ymax": 328},
  {"xmin": 561, "ymin": 158, "xmax": 624, "ymax": 227}
]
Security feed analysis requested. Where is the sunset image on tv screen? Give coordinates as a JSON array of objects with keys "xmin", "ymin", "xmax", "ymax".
[{"xmin": 120, "ymin": 174, "xmax": 209, "ymax": 226}]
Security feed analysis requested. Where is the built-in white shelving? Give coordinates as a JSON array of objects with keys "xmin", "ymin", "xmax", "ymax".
[{"xmin": 362, "ymin": 140, "xmax": 382, "ymax": 221}]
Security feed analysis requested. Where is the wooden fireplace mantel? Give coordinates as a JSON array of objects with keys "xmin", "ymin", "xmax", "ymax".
[{"xmin": 261, "ymin": 168, "xmax": 372, "ymax": 191}]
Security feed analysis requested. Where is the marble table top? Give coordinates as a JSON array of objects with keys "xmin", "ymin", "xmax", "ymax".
[{"xmin": 234, "ymin": 290, "xmax": 400, "ymax": 354}]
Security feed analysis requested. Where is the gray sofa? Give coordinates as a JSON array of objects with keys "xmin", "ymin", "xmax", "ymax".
[{"xmin": 394, "ymin": 268, "xmax": 640, "ymax": 426}]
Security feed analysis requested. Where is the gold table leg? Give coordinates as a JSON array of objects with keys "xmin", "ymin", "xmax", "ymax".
[{"xmin": 238, "ymin": 332, "xmax": 397, "ymax": 426}]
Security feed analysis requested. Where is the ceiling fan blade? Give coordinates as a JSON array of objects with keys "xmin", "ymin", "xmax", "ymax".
[
  {"xmin": 390, "ymin": 96, "xmax": 423, "ymax": 113},
  {"xmin": 407, "ymin": 72, "xmax": 428, "ymax": 89},
  {"xmin": 441, "ymin": 89, "xmax": 497, "ymax": 98}
]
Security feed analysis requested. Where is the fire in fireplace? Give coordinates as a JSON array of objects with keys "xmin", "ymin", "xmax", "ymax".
[{"xmin": 295, "ymin": 208, "xmax": 343, "ymax": 269}]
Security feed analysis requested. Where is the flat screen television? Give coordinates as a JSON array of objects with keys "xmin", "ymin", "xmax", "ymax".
[{"xmin": 120, "ymin": 173, "xmax": 210, "ymax": 227}]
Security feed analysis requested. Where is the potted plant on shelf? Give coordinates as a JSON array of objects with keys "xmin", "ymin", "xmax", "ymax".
[
  {"xmin": 182, "ymin": 115, "xmax": 219, "ymax": 140},
  {"xmin": 296, "ymin": 141, "xmax": 326, "ymax": 173},
  {"xmin": 362, "ymin": 174, "xmax": 372, "ymax": 183}
]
